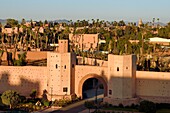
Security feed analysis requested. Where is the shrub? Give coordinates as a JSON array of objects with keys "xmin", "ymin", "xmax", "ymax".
[
  {"xmin": 14, "ymin": 52, "xmax": 27, "ymax": 66},
  {"xmin": 118, "ymin": 103, "xmax": 124, "ymax": 108},
  {"xmin": 20, "ymin": 95, "xmax": 26, "ymax": 103},
  {"xmin": 103, "ymin": 102, "xmax": 109, "ymax": 108},
  {"xmin": 139, "ymin": 100, "xmax": 156, "ymax": 113},
  {"xmin": 30, "ymin": 89, "xmax": 37, "ymax": 99},
  {"xmin": 53, "ymin": 98, "xmax": 72, "ymax": 107},
  {"xmin": 156, "ymin": 103, "xmax": 170, "ymax": 109},
  {"xmin": 84, "ymin": 101, "xmax": 94, "ymax": 109},
  {"xmin": 1, "ymin": 90, "xmax": 20, "ymax": 109},
  {"xmin": 43, "ymin": 100, "xmax": 50, "ymax": 107}
]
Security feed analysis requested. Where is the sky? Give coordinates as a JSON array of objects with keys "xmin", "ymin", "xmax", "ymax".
[{"xmin": 0, "ymin": 0, "xmax": 170, "ymax": 23}]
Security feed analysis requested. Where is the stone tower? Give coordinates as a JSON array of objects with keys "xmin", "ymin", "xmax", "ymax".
[
  {"xmin": 138, "ymin": 19, "xmax": 143, "ymax": 27},
  {"xmin": 47, "ymin": 40, "xmax": 76, "ymax": 100},
  {"xmin": 104, "ymin": 54, "xmax": 138, "ymax": 106}
]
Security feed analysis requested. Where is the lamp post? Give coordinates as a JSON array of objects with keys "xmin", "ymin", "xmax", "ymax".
[
  {"xmin": 95, "ymin": 85, "xmax": 98, "ymax": 112},
  {"xmin": 95, "ymin": 85, "xmax": 98, "ymax": 104},
  {"xmin": 50, "ymin": 87, "xmax": 53, "ymax": 101}
]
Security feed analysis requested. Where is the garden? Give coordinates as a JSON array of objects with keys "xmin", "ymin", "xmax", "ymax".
[
  {"xmin": 0, "ymin": 90, "xmax": 81, "ymax": 112},
  {"xmin": 84, "ymin": 100, "xmax": 170, "ymax": 113}
]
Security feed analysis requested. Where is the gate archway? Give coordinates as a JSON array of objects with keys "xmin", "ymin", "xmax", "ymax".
[{"xmin": 78, "ymin": 74, "xmax": 108, "ymax": 99}]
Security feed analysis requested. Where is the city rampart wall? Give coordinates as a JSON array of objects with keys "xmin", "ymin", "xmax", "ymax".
[
  {"xmin": 136, "ymin": 71, "xmax": 170, "ymax": 103},
  {"xmin": 1, "ymin": 51, "xmax": 47, "ymax": 61},
  {"xmin": 0, "ymin": 66, "xmax": 48, "ymax": 97}
]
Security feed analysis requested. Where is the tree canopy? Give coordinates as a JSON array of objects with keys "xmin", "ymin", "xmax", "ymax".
[{"xmin": 1, "ymin": 90, "xmax": 20, "ymax": 109}]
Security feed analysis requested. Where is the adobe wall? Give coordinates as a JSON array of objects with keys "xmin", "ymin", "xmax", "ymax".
[
  {"xmin": 77, "ymin": 56, "xmax": 108, "ymax": 66},
  {"xmin": 0, "ymin": 66, "xmax": 48, "ymax": 97},
  {"xmin": 47, "ymin": 52, "xmax": 75, "ymax": 96},
  {"xmin": 1, "ymin": 51, "xmax": 47, "ymax": 61},
  {"xmin": 136, "ymin": 71, "xmax": 170, "ymax": 103},
  {"xmin": 107, "ymin": 55, "xmax": 136, "ymax": 99}
]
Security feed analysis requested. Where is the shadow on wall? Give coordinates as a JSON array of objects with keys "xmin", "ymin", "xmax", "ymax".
[
  {"xmin": 0, "ymin": 71, "xmax": 41, "ymax": 97},
  {"xmin": 107, "ymin": 74, "xmax": 170, "ymax": 104}
]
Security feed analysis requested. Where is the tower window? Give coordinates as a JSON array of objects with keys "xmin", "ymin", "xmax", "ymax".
[
  {"xmin": 109, "ymin": 90, "xmax": 112, "ymax": 95},
  {"xmin": 56, "ymin": 64, "xmax": 58, "ymax": 69},
  {"xmin": 63, "ymin": 87, "xmax": 68, "ymax": 93},
  {"xmin": 117, "ymin": 67, "xmax": 119, "ymax": 71},
  {"xmin": 64, "ymin": 65, "xmax": 66, "ymax": 69}
]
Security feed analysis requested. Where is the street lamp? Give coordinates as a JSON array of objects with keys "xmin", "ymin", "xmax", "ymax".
[
  {"xmin": 95, "ymin": 85, "xmax": 99, "ymax": 112},
  {"xmin": 50, "ymin": 87, "xmax": 53, "ymax": 101},
  {"xmin": 95, "ymin": 85, "xmax": 98, "ymax": 104}
]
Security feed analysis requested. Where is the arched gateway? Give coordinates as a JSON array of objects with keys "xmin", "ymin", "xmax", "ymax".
[
  {"xmin": 78, "ymin": 74, "xmax": 108, "ymax": 98},
  {"xmin": 47, "ymin": 39, "xmax": 138, "ymax": 106}
]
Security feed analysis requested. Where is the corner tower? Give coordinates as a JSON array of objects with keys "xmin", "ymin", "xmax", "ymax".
[
  {"xmin": 104, "ymin": 54, "xmax": 138, "ymax": 106},
  {"xmin": 47, "ymin": 40, "xmax": 76, "ymax": 100}
]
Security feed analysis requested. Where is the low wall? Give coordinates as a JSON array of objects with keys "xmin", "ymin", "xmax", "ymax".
[
  {"xmin": 0, "ymin": 66, "xmax": 48, "ymax": 97},
  {"xmin": 1, "ymin": 51, "xmax": 47, "ymax": 61},
  {"xmin": 77, "ymin": 56, "xmax": 108, "ymax": 67},
  {"xmin": 136, "ymin": 71, "xmax": 170, "ymax": 103}
]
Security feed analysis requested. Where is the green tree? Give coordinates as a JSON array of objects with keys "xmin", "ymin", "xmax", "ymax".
[
  {"xmin": 1, "ymin": 90, "xmax": 20, "ymax": 109},
  {"xmin": 0, "ymin": 50, "xmax": 4, "ymax": 65},
  {"xmin": 30, "ymin": 89, "xmax": 37, "ymax": 99},
  {"xmin": 84, "ymin": 101, "xmax": 94, "ymax": 113},
  {"xmin": 152, "ymin": 18, "xmax": 155, "ymax": 26},
  {"xmin": 139, "ymin": 100, "xmax": 156, "ymax": 113},
  {"xmin": 14, "ymin": 51, "xmax": 27, "ymax": 66},
  {"xmin": 21, "ymin": 18, "xmax": 26, "ymax": 25},
  {"xmin": 6, "ymin": 18, "xmax": 18, "ymax": 27}
]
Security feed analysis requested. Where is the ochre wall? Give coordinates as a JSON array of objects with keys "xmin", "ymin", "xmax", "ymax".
[
  {"xmin": 107, "ymin": 55, "xmax": 136, "ymax": 99},
  {"xmin": 1, "ymin": 52, "xmax": 170, "ymax": 104},
  {"xmin": 0, "ymin": 66, "xmax": 47, "ymax": 97},
  {"xmin": 1, "ymin": 51, "xmax": 47, "ymax": 61},
  {"xmin": 136, "ymin": 71, "xmax": 170, "ymax": 103},
  {"xmin": 77, "ymin": 56, "xmax": 108, "ymax": 67},
  {"xmin": 47, "ymin": 52, "xmax": 73, "ymax": 96}
]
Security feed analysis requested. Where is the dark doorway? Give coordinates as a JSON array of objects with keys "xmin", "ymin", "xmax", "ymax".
[{"xmin": 82, "ymin": 78, "xmax": 104, "ymax": 99}]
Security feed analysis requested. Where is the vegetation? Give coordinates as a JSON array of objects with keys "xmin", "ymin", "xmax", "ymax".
[
  {"xmin": 14, "ymin": 52, "xmax": 27, "ymax": 66},
  {"xmin": 29, "ymin": 89, "xmax": 37, "ymax": 99},
  {"xmin": 84, "ymin": 101, "xmax": 95, "ymax": 113},
  {"xmin": 139, "ymin": 100, "xmax": 156, "ymax": 113},
  {"xmin": 0, "ymin": 18, "xmax": 170, "ymax": 70},
  {"xmin": 86, "ymin": 100, "xmax": 169, "ymax": 113},
  {"xmin": 53, "ymin": 98, "xmax": 72, "ymax": 107},
  {"xmin": 1, "ymin": 90, "xmax": 20, "ymax": 109}
]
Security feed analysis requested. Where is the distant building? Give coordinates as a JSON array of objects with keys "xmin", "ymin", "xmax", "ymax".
[
  {"xmin": 2, "ymin": 27, "xmax": 23, "ymax": 35},
  {"xmin": 69, "ymin": 34, "xmax": 99, "ymax": 51},
  {"xmin": 138, "ymin": 19, "xmax": 143, "ymax": 27},
  {"xmin": 148, "ymin": 37, "xmax": 170, "ymax": 45}
]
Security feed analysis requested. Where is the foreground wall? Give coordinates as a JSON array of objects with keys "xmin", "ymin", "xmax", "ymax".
[
  {"xmin": 1, "ymin": 51, "xmax": 47, "ymax": 61},
  {"xmin": 0, "ymin": 66, "xmax": 48, "ymax": 97},
  {"xmin": 136, "ymin": 71, "xmax": 170, "ymax": 103}
]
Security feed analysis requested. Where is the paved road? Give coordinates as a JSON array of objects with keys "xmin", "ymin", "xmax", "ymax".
[
  {"xmin": 51, "ymin": 103, "xmax": 86, "ymax": 113},
  {"xmin": 40, "ymin": 89, "xmax": 103, "ymax": 113}
]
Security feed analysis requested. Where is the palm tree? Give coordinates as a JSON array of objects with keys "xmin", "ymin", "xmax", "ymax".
[
  {"xmin": 157, "ymin": 18, "xmax": 160, "ymax": 27},
  {"xmin": 152, "ymin": 18, "xmax": 155, "ymax": 27}
]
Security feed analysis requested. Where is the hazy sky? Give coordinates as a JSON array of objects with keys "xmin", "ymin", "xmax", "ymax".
[{"xmin": 0, "ymin": 0, "xmax": 170, "ymax": 23}]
